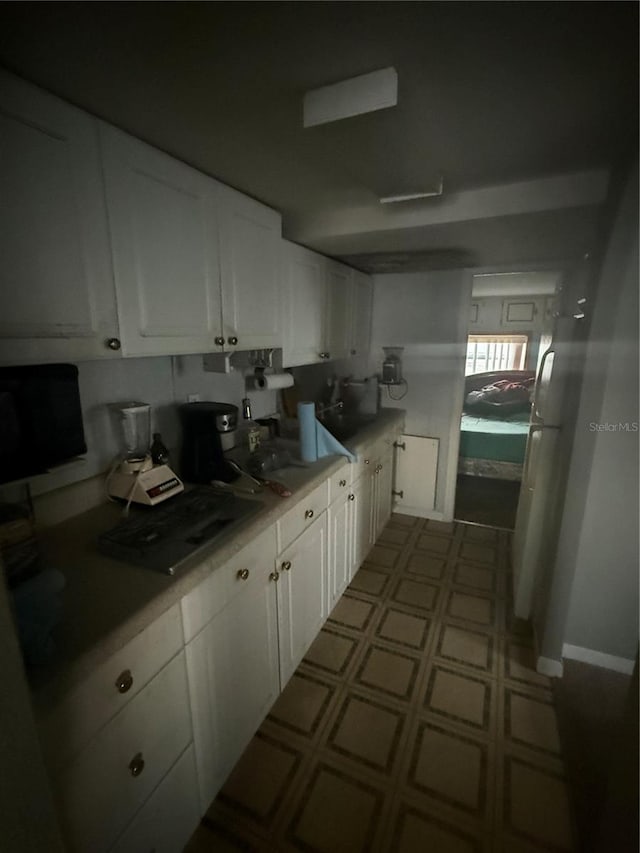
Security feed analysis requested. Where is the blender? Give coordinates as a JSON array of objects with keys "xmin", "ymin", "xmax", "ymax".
[{"xmin": 107, "ymin": 402, "xmax": 183, "ymax": 506}]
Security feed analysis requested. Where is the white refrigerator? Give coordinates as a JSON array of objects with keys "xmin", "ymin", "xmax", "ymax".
[{"xmin": 512, "ymin": 309, "xmax": 581, "ymax": 620}]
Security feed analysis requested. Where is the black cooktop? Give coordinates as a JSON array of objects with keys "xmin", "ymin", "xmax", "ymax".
[{"xmin": 97, "ymin": 486, "xmax": 263, "ymax": 575}]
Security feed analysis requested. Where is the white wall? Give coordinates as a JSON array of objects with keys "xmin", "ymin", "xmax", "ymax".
[
  {"xmin": 369, "ymin": 270, "xmax": 472, "ymax": 517},
  {"xmin": 536, "ymin": 165, "xmax": 639, "ymax": 668}
]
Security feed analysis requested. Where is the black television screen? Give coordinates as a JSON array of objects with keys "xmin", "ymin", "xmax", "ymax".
[{"xmin": 0, "ymin": 364, "xmax": 87, "ymax": 485}]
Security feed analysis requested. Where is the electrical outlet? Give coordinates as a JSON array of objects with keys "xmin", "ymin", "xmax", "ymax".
[{"xmin": 187, "ymin": 393, "xmax": 201, "ymax": 403}]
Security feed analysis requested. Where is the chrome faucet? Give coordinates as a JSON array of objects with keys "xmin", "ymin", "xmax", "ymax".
[{"xmin": 315, "ymin": 400, "xmax": 344, "ymax": 418}]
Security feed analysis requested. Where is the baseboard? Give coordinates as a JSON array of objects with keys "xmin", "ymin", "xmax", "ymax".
[
  {"xmin": 536, "ymin": 656, "xmax": 564, "ymax": 678},
  {"xmin": 533, "ymin": 624, "xmax": 563, "ymax": 678},
  {"xmin": 562, "ymin": 643, "xmax": 635, "ymax": 675}
]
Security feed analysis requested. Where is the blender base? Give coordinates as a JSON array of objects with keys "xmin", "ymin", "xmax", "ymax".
[{"xmin": 108, "ymin": 463, "xmax": 184, "ymax": 506}]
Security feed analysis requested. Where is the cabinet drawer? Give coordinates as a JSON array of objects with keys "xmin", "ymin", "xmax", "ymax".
[
  {"xmin": 276, "ymin": 479, "xmax": 329, "ymax": 552},
  {"xmin": 328, "ymin": 462, "xmax": 352, "ymax": 504},
  {"xmin": 56, "ymin": 651, "xmax": 191, "ymax": 853},
  {"xmin": 109, "ymin": 745, "xmax": 199, "ymax": 853},
  {"xmin": 181, "ymin": 525, "xmax": 277, "ymax": 643},
  {"xmin": 39, "ymin": 605, "xmax": 183, "ymax": 773}
]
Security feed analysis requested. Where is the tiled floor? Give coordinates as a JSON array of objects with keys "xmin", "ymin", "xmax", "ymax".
[{"xmin": 185, "ymin": 515, "xmax": 575, "ymax": 852}]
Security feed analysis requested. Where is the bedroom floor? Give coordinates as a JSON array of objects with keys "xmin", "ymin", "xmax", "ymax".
[
  {"xmin": 185, "ymin": 514, "xmax": 575, "ymax": 852},
  {"xmin": 454, "ymin": 475, "xmax": 521, "ymax": 530}
]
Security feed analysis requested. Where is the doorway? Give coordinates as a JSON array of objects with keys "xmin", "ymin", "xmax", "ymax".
[{"xmin": 453, "ymin": 271, "xmax": 559, "ymax": 529}]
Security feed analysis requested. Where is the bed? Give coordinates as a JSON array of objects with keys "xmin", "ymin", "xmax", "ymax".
[{"xmin": 458, "ymin": 370, "xmax": 535, "ymax": 481}]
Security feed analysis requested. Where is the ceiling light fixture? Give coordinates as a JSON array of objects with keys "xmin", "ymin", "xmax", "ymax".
[
  {"xmin": 379, "ymin": 176, "xmax": 444, "ymax": 204},
  {"xmin": 303, "ymin": 67, "xmax": 398, "ymax": 128}
]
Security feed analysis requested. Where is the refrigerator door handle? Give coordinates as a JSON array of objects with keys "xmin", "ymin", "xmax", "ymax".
[{"xmin": 533, "ymin": 346, "xmax": 555, "ymax": 419}]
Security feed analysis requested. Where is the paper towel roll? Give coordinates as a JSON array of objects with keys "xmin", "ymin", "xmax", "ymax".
[
  {"xmin": 298, "ymin": 401, "xmax": 318, "ymax": 462},
  {"xmin": 256, "ymin": 372, "xmax": 294, "ymax": 390}
]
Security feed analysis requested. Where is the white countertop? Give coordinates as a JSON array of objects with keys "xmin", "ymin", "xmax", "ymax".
[{"xmin": 30, "ymin": 409, "xmax": 405, "ymax": 708}]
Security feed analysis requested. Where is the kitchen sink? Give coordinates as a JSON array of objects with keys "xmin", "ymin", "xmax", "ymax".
[{"xmin": 319, "ymin": 412, "xmax": 378, "ymax": 442}]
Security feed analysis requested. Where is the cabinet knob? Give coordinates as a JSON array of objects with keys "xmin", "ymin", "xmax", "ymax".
[
  {"xmin": 214, "ymin": 335, "xmax": 225, "ymax": 346},
  {"xmin": 364, "ymin": 459, "xmax": 370, "ymax": 465},
  {"xmin": 237, "ymin": 568, "xmax": 250, "ymax": 580},
  {"xmin": 269, "ymin": 571, "xmax": 280, "ymax": 582},
  {"xmin": 281, "ymin": 560, "xmax": 292, "ymax": 571},
  {"xmin": 348, "ymin": 493, "xmax": 355, "ymax": 501},
  {"xmin": 106, "ymin": 337, "xmax": 121, "ymax": 351},
  {"xmin": 227, "ymin": 336, "xmax": 238, "ymax": 346},
  {"xmin": 339, "ymin": 479, "xmax": 347, "ymax": 487},
  {"xmin": 128, "ymin": 752, "xmax": 145, "ymax": 777},
  {"xmin": 304, "ymin": 509, "xmax": 314, "ymax": 519},
  {"xmin": 115, "ymin": 669, "xmax": 133, "ymax": 694}
]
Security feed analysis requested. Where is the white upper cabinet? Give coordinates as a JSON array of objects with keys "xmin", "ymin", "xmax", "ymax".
[
  {"xmin": 281, "ymin": 240, "xmax": 327, "ymax": 367},
  {"xmin": 100, "ymin": 125, "xmax": 224, "ymax": 357},
  {"xmin": 0, "ymin": 72, "xmax": 119, "ymax": 364},
  {"xmin": 325, "ymin": 260, "xmax": 352, "ymax": 361},
  {"xmin": 281, "ymin": 240, "xmax": 372, "ymax": 367},
  {"xmin": 218, "ymin": 184, "xmax": 282, "ymax": 351},
  {"xmin": 350, "ymin": 270, "xmax": 373, "ymax": 359}
]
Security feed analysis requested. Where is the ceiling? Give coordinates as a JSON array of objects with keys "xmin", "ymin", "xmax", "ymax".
[{"xmin": 0, "ymin": 2, "xmax": 637, "ymax": 272}]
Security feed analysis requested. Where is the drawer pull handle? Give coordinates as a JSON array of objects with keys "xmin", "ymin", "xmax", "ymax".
[
  {"xmin": 115, "ymin": 669, "xmax": 133, "ymax": 694},
  {"xmin": 364, "ymin": 459, "xmax": 370, "ymax": 465},
  {"xmin": 106, "ymin": 337, "xmax": 121, "ymax": 351},
  {"xmin": 281, "ymin": 560, "xmax": 292, "ymax": 571},
  {"xmin": 394, "ymin": 441, "xmax": 406, "ymax": 450},
  {"xmin": 339, "ymin": 479, "xmax": 347, "ymax": 487},
  {"xmin": 305, "ymin": 509, "xmax": 314, "ymax": 519},
  {"xmin": 348, "ymin": 494, "xmax": 355, "ymax": 501},
  {"xmin": 237, "ymin": 568, "xmax": 250, "ymax": 580},
  {"xmin": 129, "ymin": 752, "xmax": 145, "ymax": 777},
  {"xmin": 269, "ymin": 571, "xmax": 280, "ymax": 582}
]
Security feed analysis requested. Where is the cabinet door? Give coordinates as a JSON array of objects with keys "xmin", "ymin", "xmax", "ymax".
[
  {"xmin": 325, "ymin": 260, "xmax": 352, "ymax": 360},
  {"xmin": 185, "ymin": 566, "xmax": 280, "ymax": 813},
  {"xmin": 501, "ymin": 297, "xmax": 541, "ymax": 327},
  {"xmin": 277, "ymin": 513, "xmax": 328, "ymax": 687},
  {"xmin": 350, "ymin": 271, "xmax": 373, "ymax": 359},
  {"xmin": 109, "ymin": 745, "xmax": 199, "ymax": 853},
  {"xmin": 354, "ymin": 472, "xmax": 373, "ymax": 569},
  {"xmin": 375, "ymin": 447, "xmax": 394, "ymax": 538},
  {"xmin": 56, "ymin": 652, "xmax": 192, "ymax": 853},
  {"xmin": 101, "ymin": 124, "xmax": 223, "ymax": 356},
  {"xmin": 281, "ymin": 241, "xmax": 327, "ymax": 366},
  {"xmin": 218, "ymin": 184, "xmax": 282, "ymax": 350},
  {"xmin": 0, "ymin": 71, "xmax": 119, "ymax": 364},
  {"xmin": 328, "ymin": 491, "xmax": 351, "ymax": 610}
]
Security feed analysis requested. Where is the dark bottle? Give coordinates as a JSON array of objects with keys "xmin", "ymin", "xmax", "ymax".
[{"xmin": 150, "ymin": 432, "xmax": 169, "ymax": 465}]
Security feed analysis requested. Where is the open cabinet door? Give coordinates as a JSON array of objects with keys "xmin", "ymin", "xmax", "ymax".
[{"xmin": 393, "ymin": 435, "xmax": 439, "ymax": 518}]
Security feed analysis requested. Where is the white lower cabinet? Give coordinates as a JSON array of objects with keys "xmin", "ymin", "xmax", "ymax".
[
  {"xmin": 184, "ymin": 529, "xmax": 280, "ymax": 812},
  {"xmin": 328, "ymin": 489, "xmax": 352, "ymax": 609},
  {"xmin": 276, "ymin": 512, "xmax": 329, "ymax": 687},
  {"xmin": 373, "ymin": 446, "xmax": 395, "ymax": 539},
  {"xmin": 55, "ymin": 651, "xmax": 192, "ymax": 853},
  {"xmin": 109, "ymin": 746, "xmax": 199, "ymax": 853},
  {"xmin": 351, "ymin": 474, "xmax": 370, "ymax": 574}
]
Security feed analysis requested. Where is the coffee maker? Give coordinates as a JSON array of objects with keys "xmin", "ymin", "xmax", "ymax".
[{"xmin": 179, "ymin": 402, "xmax": 239, "ymax": 484}]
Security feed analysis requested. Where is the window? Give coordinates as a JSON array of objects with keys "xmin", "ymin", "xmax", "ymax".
[{"xmin": 465, "ymin": 334, "xmax": 528, "ymax": 375}]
